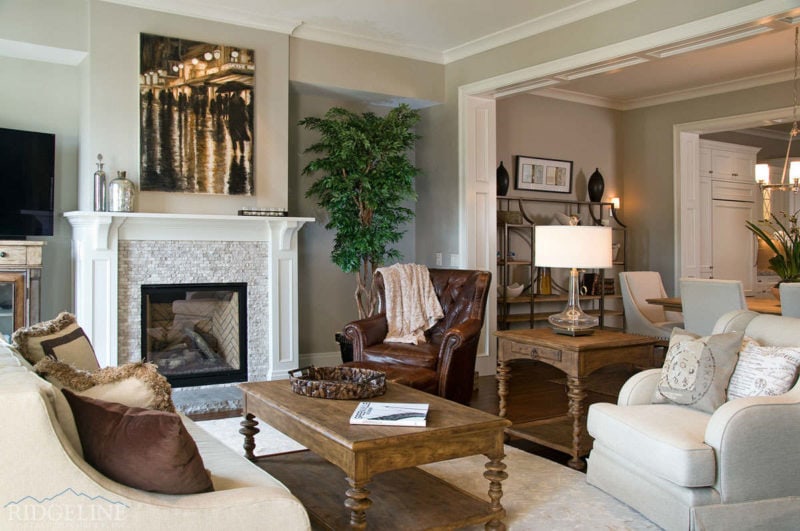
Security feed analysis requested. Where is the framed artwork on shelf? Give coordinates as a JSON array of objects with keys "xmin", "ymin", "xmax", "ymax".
[{"xmin": 514, "ymin": 155, "xmax": 573, "ymax": 194}]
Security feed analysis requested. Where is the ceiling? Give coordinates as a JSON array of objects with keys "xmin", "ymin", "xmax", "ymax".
[{"xmin": 102, "ymin": 0, "xmax": 800, "ymax": 111}]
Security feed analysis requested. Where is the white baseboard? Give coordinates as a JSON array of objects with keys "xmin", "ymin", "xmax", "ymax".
[{"xmin": 299, "ymin": 350, "xmax": 343, "ymax": 368}]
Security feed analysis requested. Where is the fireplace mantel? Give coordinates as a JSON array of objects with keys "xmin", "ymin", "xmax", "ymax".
[{"xmin": 65, "ymin": 211, "xmax": 313, "ymax": 380}]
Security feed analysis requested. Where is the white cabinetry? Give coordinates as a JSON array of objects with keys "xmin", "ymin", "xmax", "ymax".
[
  {"xmin": 699, "ymin": 140, "xmax": 760, "ymax": 183},
  {"xmin": 711, "ymin": 181, "xmax": 756, "ymax": 294},
  {"xmin": 684, "ymin": 140, "xmax": 759, "ymax": 293}
]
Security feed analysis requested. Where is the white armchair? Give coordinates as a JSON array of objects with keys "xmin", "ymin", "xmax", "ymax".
[
  {"xmin": 586, "ymin": 310, "xmax": 800, "ymax": 531},
  {"xmin": 618, "ymin": 271, "xmax": 683, "ymax": 340}
]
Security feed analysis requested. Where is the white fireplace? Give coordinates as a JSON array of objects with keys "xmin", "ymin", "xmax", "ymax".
[{"xmin": 65, "ymin": 212, "xmax": 312, "ymax": 381}]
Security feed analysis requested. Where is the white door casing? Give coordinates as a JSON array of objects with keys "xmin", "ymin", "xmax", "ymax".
[{"xmin": 460, "ymin": 93, "xmax": 497, "ymax": 375}]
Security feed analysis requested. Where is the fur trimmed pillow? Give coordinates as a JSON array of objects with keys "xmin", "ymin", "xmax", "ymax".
[
  {"xmin": 35, "ymin": 358, "xmax": 175, "ymax": 412},
  {"xmin": 63, "ymin": 390, "xmax": 213, "ymax": 494},
  {"xmin": 12, "ymin": 312, "xmax": 100, "ymax": 371}
]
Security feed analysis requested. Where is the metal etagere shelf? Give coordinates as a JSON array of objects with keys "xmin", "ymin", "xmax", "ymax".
[{"xmin": 496, "ymin": 196, "xmax": 626, "ymax": 331}]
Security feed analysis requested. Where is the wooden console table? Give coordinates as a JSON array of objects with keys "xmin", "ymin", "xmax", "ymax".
[
  {"xmin": 494, "ymin": 328, "xmax": 656, "ymax": 470},
  {"xmin": 239, "ymin": 380, "xmax": 510, "ymax": 530},
  {"xmin": 0, "ymin": 241, "xmax": 43, "ymax": 342}
]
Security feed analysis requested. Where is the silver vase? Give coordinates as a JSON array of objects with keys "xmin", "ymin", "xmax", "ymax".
[{"xmin": 107, "ymin": 171, "xmax": 135, "ymax": 212}]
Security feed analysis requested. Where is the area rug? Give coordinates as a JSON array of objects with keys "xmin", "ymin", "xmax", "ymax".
[{"xmin": 196, "ymin": 417, "xmax": 659, "ymax": 530}]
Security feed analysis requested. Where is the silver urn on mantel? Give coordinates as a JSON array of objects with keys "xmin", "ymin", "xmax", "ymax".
[{"xmin": 107, "ymin": 171, "xmax": 136, "ymax": 212}]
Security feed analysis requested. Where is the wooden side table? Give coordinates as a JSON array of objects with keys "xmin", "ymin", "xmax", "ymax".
[{"xmin": 495, "ymin": 328, "xmax": 656, "ymax": 470}]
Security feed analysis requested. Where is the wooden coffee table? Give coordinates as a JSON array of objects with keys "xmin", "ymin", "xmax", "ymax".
[
  {"xmin": 494, "ymin": 328, "xmax": 657, "ymax": 470},
  {"xmin": 239, "ymin": 380, "xmax": 511, "ymax": 530}
]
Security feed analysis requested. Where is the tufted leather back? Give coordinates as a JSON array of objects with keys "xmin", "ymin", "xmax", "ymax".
[{"xmin": 374, "ymin": 267, "xmax": 491, "ymax": 345}]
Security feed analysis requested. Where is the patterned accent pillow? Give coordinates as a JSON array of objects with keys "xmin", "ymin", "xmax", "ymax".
[
  {"xmin": 652, "ymin": 328, "xmax": 743, "ymax": 413},
  {"xmin": 727, "ymin": 342, "xmax": 800, "ymax": 400},
  {"xmin": 11, "ymin": 312, "xmax": 100, "ymax": 371},
  {"xmin": 34, "ymin": 358, "xmax": 175, "ymax": 412}
]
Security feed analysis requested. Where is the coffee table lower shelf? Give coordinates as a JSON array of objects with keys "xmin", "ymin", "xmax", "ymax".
[
  {"xmin": 255, "ymin": 450, "xmax": 502, "ymax": 531},
  {"xmin": 506, "ymin": 416, "xmax": 594, "ymax": 457}
]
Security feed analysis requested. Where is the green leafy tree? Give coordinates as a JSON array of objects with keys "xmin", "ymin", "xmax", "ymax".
[{"xmin": 300, "ymin": 104, "xmax": 420, "ymax": 318}]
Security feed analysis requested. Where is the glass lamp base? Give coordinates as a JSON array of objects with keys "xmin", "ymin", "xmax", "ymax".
[{"xmin": 547, "ymin": 305, "xmax": 599, "ymax": 333}]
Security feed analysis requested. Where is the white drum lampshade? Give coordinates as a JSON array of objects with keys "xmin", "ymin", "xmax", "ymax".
[{"xmin": 535, "ymin": 225, "xmax": 612, "ymax": 334}]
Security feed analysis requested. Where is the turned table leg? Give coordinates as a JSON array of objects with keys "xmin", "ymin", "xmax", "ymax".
[
  {"xmin": 240, "ymin": 413, "xmax": 260, "ymax": 461},
  {"xmin": 565, "ymin": 376, "xmax": 588, "ymax": 471},
  {"xmin": 484, "ymin": 453, "xmax": 508, "ymax": 530},
  {"xmin": 496, "ymin": 361, "xmax": 511, "ymax": 418},
  {"xmin": 344, "ymin": 477, "xmax": 372, "ymax": 530}
]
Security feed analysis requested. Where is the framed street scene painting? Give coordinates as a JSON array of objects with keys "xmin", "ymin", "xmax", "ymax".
[
  {"xmin": 140, "ymin": 33, "xmax": 255, "ymax": 195},
  {"xmin": 515, "ymin": 156, "xmax": 573, "ymax": 194}
]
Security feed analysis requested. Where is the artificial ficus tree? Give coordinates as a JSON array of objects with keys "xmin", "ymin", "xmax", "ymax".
[{"xmin": 300, "ymin": 103, "xmax": 421, "ymax": 318}]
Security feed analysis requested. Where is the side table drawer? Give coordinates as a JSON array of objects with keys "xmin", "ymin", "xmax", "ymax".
[
  {"xmin": 0, "ymin": 246, "xmax": 27, "ymax": 265},
  {"xmin": 509, "ymin": 342, "xmax": 562, "ymax": 362}
]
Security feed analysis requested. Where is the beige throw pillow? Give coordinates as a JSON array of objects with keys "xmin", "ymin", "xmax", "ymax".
[
  {"xmin": 35, "ymin": 358, "xmax": 175, "ymax": 412},
  {"xmin": 12, "ymin": 312, "xmax": 100, "ymax": 371},
  {"xmin": 727, "ymin": 342, "xmax": 800, "ymax": 400},
  {"xmin": 652, "ymin": 328, "xmax": 743, "ymax": 414}
]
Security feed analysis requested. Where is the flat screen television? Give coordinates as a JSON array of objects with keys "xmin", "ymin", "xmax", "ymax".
[{"xmin": 0, "ymin": 127, "xmax": 55, "ymax": 238}]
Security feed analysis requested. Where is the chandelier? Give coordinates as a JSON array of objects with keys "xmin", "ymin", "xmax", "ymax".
[{"xmin": 755, "ymin": 27, "xmax": 800, "ymax": 203}]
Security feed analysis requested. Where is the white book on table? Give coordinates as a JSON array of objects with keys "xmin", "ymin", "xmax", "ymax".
[{"xmin": 349, "ymin": 402, "xmax": 429, "ymax": 427}]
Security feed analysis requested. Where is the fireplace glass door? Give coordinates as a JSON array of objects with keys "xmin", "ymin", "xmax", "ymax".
[{"xmin": 141, "ymin": 283, "xmax": 247, "ymax": 387}]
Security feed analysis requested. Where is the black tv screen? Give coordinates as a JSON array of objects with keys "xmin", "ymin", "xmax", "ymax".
[{"xmin": 0, "ymin": 127, "xmax": 55, "ymax": 237}]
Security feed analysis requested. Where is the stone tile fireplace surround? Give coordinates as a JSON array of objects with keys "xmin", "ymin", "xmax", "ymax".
[{"xmin": 65, "ymin": 212, "xmax": 312, "ymax": 383}]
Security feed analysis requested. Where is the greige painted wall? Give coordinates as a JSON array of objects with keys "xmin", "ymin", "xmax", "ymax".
[
  {"xmin": 83, "ymin": 0, "xmax": 290, "ymax": 214},
  {"xmin": 0, "ymin": 56, "xmax": 81, "ymax": 320},
  {"xmin": 2, "ymin": 0, "xmax": 782, "ymax": 358},
  {"xmin": 622, "ymin": 80, "xmax": 793, "ymax": 293},
  {"xmin": 496, "ymin": 94, "xmax": 622, "ymax": 202},
  {"xmin": 289, "ymin": 39, "xmax": 444, "ymax": 104},
  {"xmin": 289, "ymin": 87, "xmax": 417, "ymax": 355},
  {"xmin": 417, "ymin": 0, "xmax": 771, "ymax": 272}
]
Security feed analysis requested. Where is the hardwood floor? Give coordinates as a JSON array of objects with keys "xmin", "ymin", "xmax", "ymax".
[
  {"xmin": 468, "ymin": 359, "xmax": 638, "ymax": 469},
  {"xmin": 191, "ymin": 359, "xmax": 637, "ymax": 470}
]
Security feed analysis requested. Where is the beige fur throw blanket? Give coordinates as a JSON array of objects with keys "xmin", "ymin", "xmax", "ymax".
[{"xmin": 377, "ymin": 264, "xmax": 444, "ymax": 345}]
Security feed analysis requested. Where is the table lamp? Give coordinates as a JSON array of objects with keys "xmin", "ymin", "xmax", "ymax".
[{"xmin": 534, "ymin": 225, "xmax": 612, "ymax": 335}]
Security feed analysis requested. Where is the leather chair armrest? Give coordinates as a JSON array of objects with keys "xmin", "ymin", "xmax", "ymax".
[
  {"xmin": 343, "ymin": 314, "xmax": 387, "ymax": 360},
  {"xmin": 436, "ymin": 319, "xmax": 483, "ymax": 404},
  {"xmin": 617, "ymin": 368, "xmax": 661, "ymax": 406},
  {"xmin": 704, "ymin": 387, "xmax": 800, "ymax": 503}
]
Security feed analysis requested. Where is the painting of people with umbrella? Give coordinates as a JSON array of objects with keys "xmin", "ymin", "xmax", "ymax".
[{"xmin": 140, "ymin": 33, "xmax": 254, "ymax": 195}]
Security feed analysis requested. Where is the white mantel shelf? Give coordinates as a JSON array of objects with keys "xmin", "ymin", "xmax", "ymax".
[
  {"xmin": 65, "ymin": 211, "xmax": 314, "ymax": 249},
  {"xmin": 64, "ymin": 211, "xmax": 314, "ymax": 380}
]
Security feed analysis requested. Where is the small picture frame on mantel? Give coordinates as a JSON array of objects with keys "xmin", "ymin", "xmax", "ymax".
[{"xmin": 515, "ymin": 155, "xmax": 573, "ymax": 194}]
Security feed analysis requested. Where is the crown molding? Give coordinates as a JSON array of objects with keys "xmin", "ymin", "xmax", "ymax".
[
  {"xmin": 462, "ymin": 0, "xmax": 800, "ymax": 97},
  {"xmin": 737, "ymin": 127, "xmax": 793, "ymax": 141},
  {"xmin": 621, "ymin": 67, "xmax": 795, "ymax": 110},
  {"xmin": 290, "ymin": 25, "xmax": 442, "ymax": 64},
  {"xmin": 529, "ymin": 87, "xmax": 625, "ymax": 110},
  {"xmin": 0, "ymin": 38, "xmax": 87, "ymax": 66},
  {"xmin": 100, "ymin": 0, "xmax": 302, "ymax": 34},
  {"xmin": 442, "ymin": 0, "xmax": 636, "ymax": 64}
]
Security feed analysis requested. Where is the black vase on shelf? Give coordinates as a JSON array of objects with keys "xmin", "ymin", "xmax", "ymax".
[
  {"xmin": 497, "ymin": 161, "xmax": 510, "ymax": 196},
  {"xmin": 587, "ymin": 168, "xmax": 605, "ymax": 202}
]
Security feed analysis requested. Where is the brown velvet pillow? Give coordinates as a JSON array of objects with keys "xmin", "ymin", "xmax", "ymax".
[{"xmin": 62, "ymin": 389, "xmax": 213, "ymax": 494}]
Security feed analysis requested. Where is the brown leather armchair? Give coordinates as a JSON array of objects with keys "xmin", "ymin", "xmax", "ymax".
[{"xmin": 342, "ymin": 268, "xmax": 491, "ymax": 404}]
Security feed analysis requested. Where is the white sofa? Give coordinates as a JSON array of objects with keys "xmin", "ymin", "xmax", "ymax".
[
  {"xmin": 0, "ymin": 340, "xmax": 310, "ymax": 530},
  {"xmin": 586, "ymin": 310, "xmax": 800, "ymax": 531}
]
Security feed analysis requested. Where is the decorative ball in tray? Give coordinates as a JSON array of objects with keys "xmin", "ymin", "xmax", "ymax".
[{"xmin": 288, "ymin": 366, "xmax": 386, "ymax": 399}]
